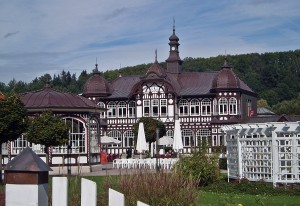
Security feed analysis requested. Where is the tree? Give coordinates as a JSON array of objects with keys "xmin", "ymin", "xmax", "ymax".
[
  {"xmin": 0, "ymin": 93, "xmax": 28, "ymax": 183},
  {"xmin": 133, "ymin": 117, "xmax": 166, "ymax": 144},
  {"xmin": 257, "ymin": 99, "xmax": 270, "ymax": 109},
  {"xmin": 25, "ymin": 111, "xmax": 69, "ymax": 164},
  {"xmin": 272, "ymin": 93, "xmax": 300, "ymax": 115}
]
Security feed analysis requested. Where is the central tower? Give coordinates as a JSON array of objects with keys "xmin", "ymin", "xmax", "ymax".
[{"xmin": 166, "ymin": 22, "xmax": 182, "ymax": 74}]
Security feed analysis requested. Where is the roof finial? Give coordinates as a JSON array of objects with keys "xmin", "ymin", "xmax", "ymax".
[
  {"xmin": 93, "ymin": 58, "xmax": 99, "ymax": 73},
  {"xmin": 95, "ymin": 58, "xmax": 98, "ymax": 70},
  {"xmin": 173, "ymin": 17, "xmax": 175, "ymax": 34},
  {"xmin": 155, "ymin": 49, "xmax": 157, "ymax": 62}
]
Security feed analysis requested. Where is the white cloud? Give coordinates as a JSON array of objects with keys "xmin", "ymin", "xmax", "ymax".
[{"xmin": 0, "ymin": 0, "xmax": 299, "ymax": 84}]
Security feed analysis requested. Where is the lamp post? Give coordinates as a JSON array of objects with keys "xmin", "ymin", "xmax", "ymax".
[{"xmin": 67, "ymin": 130, "xmax": 71, "ymax": 176}]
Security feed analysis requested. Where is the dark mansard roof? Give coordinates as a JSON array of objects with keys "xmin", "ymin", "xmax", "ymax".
[
  {"xmin": 83, "ymin": 64, "xmax": 111, "ymax": 97},
  {"xmin": 82, "ymin": 59, "xmax": 255, "ymax": 99},
  {"xmin": 21, "ymin": 85, "xmax": 102, "ymax": 113}
]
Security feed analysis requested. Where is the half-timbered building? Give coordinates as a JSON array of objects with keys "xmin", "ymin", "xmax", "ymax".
[
  {"xmin": 83, "ymin": 27, "xmax": 257, "ymax": 155},
  {"xmin": 3, "ymin": 85, "xmax": 104, "ymax": 167}
]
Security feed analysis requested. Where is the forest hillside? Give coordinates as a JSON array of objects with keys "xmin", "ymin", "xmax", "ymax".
[{"xmin": 1, "ymin": 50, "xmax": 299, "ymax": 114}]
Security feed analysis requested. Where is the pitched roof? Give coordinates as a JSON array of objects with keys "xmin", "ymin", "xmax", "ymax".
[
  {"xmin": 177, "ymin": 72, "xmax": 216, "ymax": 96},
  {"xmin": 5, "ymin": 147, "xmax": 52, "ymax": 172},
  {"xmin": 109, "ymin": 76, "xmax": 141, "ymax": 99},
  {"xmin": 21, "ymin": 85, "xmax": 103, "ymax": 113}
]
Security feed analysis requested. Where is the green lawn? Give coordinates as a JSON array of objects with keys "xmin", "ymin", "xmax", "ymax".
[
  {"xmin": 48, "ymin": 176, "xmax": 300, "ymax": 206},
  {"xmin": 198, "ymin": 191, "xmax": 300, "ymax": 206}
]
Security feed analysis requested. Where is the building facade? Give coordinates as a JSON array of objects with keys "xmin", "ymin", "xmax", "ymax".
[
  {"xmin": 83, "ymin": 28, "xmax": 257, "ymax": 155},
  {"xmin": 2, "ymin": 85, "xmax": 104, "ymax": 167}
]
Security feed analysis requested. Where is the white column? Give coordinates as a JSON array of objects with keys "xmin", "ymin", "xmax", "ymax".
[
  {"xmin": 52, "ymin": 177, "xmax": 68, "ymax": 206},
  {"xmin": 109, "ymin": 188, "xmax": 125, "ymax": 206},
  {"xmin": 237, "ymin": 134, "xmax": 243, "ymax": 179},
  {"xmin": 272, "ymin": 131, "xmax": 279, "ymax": 187},
  {"xmin": 6, "ymin": 184, "xmax": 48, "ymax": 206},
  {"xmin": 81, "ymin": 178, "xmax": 97, "ymax": 206}
]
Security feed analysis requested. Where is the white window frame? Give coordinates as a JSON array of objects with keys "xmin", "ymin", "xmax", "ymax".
[
  {"xmin": 160, "ymin": 99, "xmax": 167, "ymax": 117},
  {"xmin": 128, "ymin": 101, "xmax": 135, "ymax": 117},
  {"xmin": 201, "ymin": 99, "xmax": 211, "ymax": 116},
  {"xmin": 124, "ymin": 130, "xmax": 134, "ymax": 147},
  {"xmin": 118, "ymin": 101, "xmax": 127, "ymax": 118},
  {"xmin": 190, "ymin": 99, "xmax": 200, "ymax": 116},
  {"xmin": 152, "ymin": 99, "xmax": 159, "ymax": 117},
  {"xmin": 143, "ymin": 100, "xmax": 150, "ymax": 117},
  {"xmin": 179, "ymin": 99, "xmax": 189, "ymax": 116},
  {"xmin": 229, "ymin": 97, "xmax": 237, "ymax": 115},
  {"xmin": 219, "ymin": 97, "xmax": 228, "ymax": 115},
  {"xmin": 98, "ymin": 102, "xmax": 106, "ymax": 118},
  {"xmin": 107, "ymin": 102, "xmax": 116, "ymax": 118}
]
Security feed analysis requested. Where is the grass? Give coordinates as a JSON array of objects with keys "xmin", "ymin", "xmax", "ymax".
[
  {"xmin": 46, "ymin": 174, "xmax": 300, "ymax": 206},
  {"xmin": 198, "ymin": 191, "xmax": 300, "ymax": 206}
]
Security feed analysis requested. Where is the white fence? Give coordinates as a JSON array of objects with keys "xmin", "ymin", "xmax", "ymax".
[
  {"xmin": 112, "ymin": 158, "xmax": 179, "ymax": 170},
  {"xmin": 223, "ymin": 121, "xmax": 300, "ymax": 187},
  {"xmin": 52, "ymin": 177, "xmax": 149, "ymax": 206}
]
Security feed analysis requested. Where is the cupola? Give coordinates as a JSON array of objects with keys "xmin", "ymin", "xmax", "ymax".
[
  {"xmin": 212, "ymin": 58, "xmax": 240, "ymax": 90},
  {"xmin": 146, "ymin": 50, "xmax": 166, "ymax": 78},
  {"xmin": 83, "ymin": 64, "xmax": 111, "ymax": 97}
]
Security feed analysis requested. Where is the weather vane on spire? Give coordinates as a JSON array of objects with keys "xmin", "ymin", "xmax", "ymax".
[
  {"xmin": 155, "ymin": 49, "xmax": 157, "ymax": 61},
  {"xmin": 173, "ymin": 17, "xmax": 175, "ymax": 33}
]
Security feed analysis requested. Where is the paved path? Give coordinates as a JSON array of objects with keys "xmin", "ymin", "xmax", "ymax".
[
  {"xmin": 81, "ymin": 163, "xmax": 161, "ymax": 177},
  {"xmin": 50, "ymin": 162, "xmax": 228, "ymax": 177}
]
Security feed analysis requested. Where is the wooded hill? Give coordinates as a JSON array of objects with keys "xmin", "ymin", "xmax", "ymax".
[{"xmin": 1, "ymin": 50, "xmax": 300, "ymax": 114}]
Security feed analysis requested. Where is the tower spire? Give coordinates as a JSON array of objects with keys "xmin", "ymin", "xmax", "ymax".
[
  {"xmin": 166, "ymin": 18, "xmax": 182, "ymax": 74},
  {"xmin": 155, "ymin": 49, "xmax": 157, "ymax": 62},
  {"xmin": 173, "ymin": 17, "xmax": 175, "ymax": 34}
]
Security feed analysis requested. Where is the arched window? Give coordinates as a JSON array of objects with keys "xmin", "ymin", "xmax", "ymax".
[
  {"xmin": 128, "ymin": 101, "xmax": 136, "ymax": 117},
  {"xmin": 118, "ymin": 101, "xmax": 127, "ymax": 118},
  {"xmin": 108, "ymin": 130, "xmax": 122, "ymax": 147},
  {"xmin": 98, "ymin": 102, "xmax": 105, "ymax": 118},
  {"xmin": 201, "ymin": 99, "xmax": 211, "ymax": 116},
  {"xmin": 219, "ymin": 97, "xmax": 228, "ymax": 115},
  {"xmin": 107, "ymin": 102, "xmax": 116, "ymax": 118},
  {"xmin": 12, "ymin": 136, "xmax": 33, "ymax": 154},
  {"xmin": 166, "ymin": 130, "xmax": 174, "ymax": 137},
  {"xmin": 124, "ymin": 130, "xmax": 134, "ymax": 147},
  {"xmin": 196, "ymin": 129, "xmax": 211, "ymax": 147},
  {"xmin": 179, "ymin": 99, "xmax": 189, "ymax": 116},
  {"xmin": 229, "ymin": 97, "xmax": 237, "ymax": 115},
  {"xmin": 190, "ymin": 99, "xmax": 200, "ymax": 116},
  {"xmin": 182, "ymin": 129, "xmax": 194, "ymax": 147},
  {"xmin": 53, "ymin": 117, "xmax": 87, "ymax": 154}
]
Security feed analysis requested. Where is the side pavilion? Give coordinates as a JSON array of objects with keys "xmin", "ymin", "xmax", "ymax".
[{"xmin": 4, "ymin": 85, "xmax": 105, "ymax": 168}]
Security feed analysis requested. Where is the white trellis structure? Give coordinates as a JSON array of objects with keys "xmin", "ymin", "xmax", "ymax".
[{"xmin": 222, "ymin": 121, "xmax": 300, "ymax": 187}]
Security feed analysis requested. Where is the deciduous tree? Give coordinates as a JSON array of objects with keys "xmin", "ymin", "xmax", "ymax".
[
  {"xmin": 0, "ymin": 93, "xmax": 28, "ymax": 183},
  {"xmin": 25, "ymin": 111, "xmax": 69, "ymax": 164},
  {"xmin": 133, "ymin": 117, "xmax": 166, "ymax": 144}
]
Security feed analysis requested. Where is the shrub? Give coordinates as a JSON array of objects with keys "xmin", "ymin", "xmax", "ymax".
[
  {"xmin": 219, "ymin": 157, "xmax": 227, "ymax": 170},
  {"xmin": 101, "ymin": 170, "xmax": 198, "ymax": 206},
  {"xmin": 174, "ymin": 151, "xmax": 221, "ymax": 186}
]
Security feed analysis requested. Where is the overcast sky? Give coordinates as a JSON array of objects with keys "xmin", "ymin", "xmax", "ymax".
[{"xmin": 1, "ymin": 0, "xmax": 300, "ymax": 84}]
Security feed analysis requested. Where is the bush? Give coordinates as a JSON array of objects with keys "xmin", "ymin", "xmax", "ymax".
[
  {"xmin": 174, "ymin": 151, "xmax": 220, "ymax": 186},
  {"xmin": 101, "ymin": 171, "xmax": 198, "ymax": 206},
  {"xmin": 219, "ymin": 158, "xmax": 227, "ymax": 170}
]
